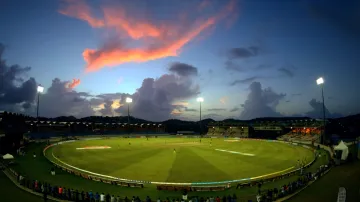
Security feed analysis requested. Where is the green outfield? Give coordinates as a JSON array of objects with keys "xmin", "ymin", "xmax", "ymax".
[{"xmin": 45, "ymin": 137, "xmax": 314, "ymax": 184}]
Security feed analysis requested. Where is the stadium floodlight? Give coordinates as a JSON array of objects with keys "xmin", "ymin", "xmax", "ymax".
[
  {"xmin": 196, "ymin": 97, "xmax": 204, "ymax": 102},
  {"xmin": 37, "ymin": 86, "xmax": 44, "ymax": 93},
  {"xmin": 36, "ymin": 85, "xmax": 44, "ymax": 119},
  {"xmin": 125, "ymin": 97, "xmax": 132, "ymax": 133},
  {"xmin": 196, "ymin": 97, "xmax": 204, "ymax": 135},
  {"xmin": 126, "ymin": 97, "xmax": 132, "ymax": 103},
  {"xmin": 316, "ymin": 77, "xmax": 326, "ymax": 144},
  {"xmin": 316, "ymin": 77, "xmax": 324, "ymax": 85}
]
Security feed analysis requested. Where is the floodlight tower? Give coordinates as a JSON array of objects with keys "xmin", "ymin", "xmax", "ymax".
[
  {"xmin": 36, "ymin": 85, "xmax": 44, "ymax": 119},
  {"xmin": 316, "ymin": 77, "xmax": 326, "ymax": 144},
  {"xmin": 126, "ymin": 97, "xmax": 132, "ymax": 125},
  {"xmin": 196, "ymin": 97, "xmax": 204, "ymax": 135}
]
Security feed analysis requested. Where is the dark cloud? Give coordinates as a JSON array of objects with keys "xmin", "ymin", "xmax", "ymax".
[
  {"xmin": 0, "ymin": 43, "xmax": 37, "ymax": 109},
  {"xmin": 115, "ymin": 74, "xmax": 200, "ymax": 121},
  {"xmin": 207, "ymin": 108, "xmax": 226, "ymax": 112},
  {"xmin": 229, "ymin": 107, "xmax": 240, "ymax": 112},
  {"xmin": 227, "ymin": 46, "xmax": 260, "ymax": 59},
  {"xmin": 168, "ymin": 62, "xmax": 198, "ymax": 77},
  {"xmin": 305, "ymin": 99, "xmax": 343, "ymax": 118},
  {"xmin": 37, "ymin": 78, "xmax": 95, "ymax": 118},
  {"xmin": 28, "ymin": 74, "xmax": 199, "ymax": 120},
  {"xmin": 286, "ymin": 100, "xmax": 290, "ymax": 103},
  {"xmin": 239, "ymin": 82, "xmax": 286, "ymax": 120},
  {"xmin": 230, "ymin": 76, "xmax": 259, "ymax": 86},
  {"xmin": 292, "ymin": 93, "xmax": 302, "ymax": 96},
  {"xmin": 278, "ymin": 68, "xmax": 294, "ymax": 77},
  {"xmin": 224, "ymin": 45, "xmax": 263, "ymax": 72},
  {"xmin": 208, "ymin": 69, "xmax": 213, "ymax": 74}
]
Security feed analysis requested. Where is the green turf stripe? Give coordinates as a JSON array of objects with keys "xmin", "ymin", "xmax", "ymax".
[{"xmin": 166, "ymin": 147, "xmax": 233, "ymax": 183}]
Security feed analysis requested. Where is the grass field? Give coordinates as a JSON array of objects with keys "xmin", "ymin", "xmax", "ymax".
[
  {"xmin": 47, "ymin": 137, "xmax": 314, "ymax": 184},
  {"xmin": 8, "ymin": 137, "xmax": 331, "ymax": 200}
]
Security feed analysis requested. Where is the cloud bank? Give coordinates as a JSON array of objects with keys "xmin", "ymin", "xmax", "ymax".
[
  {"xmin": 0, "ymin": 43, "xmax": 200, "ymax": 121},
  {"xmin": 239, "ymin": 82, "xmax": 286, "ymax": 120}
]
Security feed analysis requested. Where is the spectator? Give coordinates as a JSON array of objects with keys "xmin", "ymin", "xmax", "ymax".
[
  {"xmin": 89, "ymin": 190, "xmax": 93, "ymax": 201},
  {"xmin": 216, "ymin": 196, "xmax": 220, "ymax": 202},
  {"xmin": 58, "ymin": 186, "xmax": 63, "ymax": 199},
  {"xmin": 95, "ymin": 192, "xmax": 100, "ymax": 202},
  {"xmin": 100, "ymin": 193, "xmax": 105, "ymax": 202},
  {"xmin": 111, "ymin": 195, "xmax": 115, "ymax": 202},
  {"xmin": 43, "ymin": 189, "xmax": 48, "ymax": 202},
  {"xmin": 232, "ymin": 194, "xmax": 237, "ymax": 202},
  {"xmin": 227, "ymin": 195, "xmax": 231, "ymax": 202},
  {"xmin": 80, "ymin": 191, "xmax": 85, "ymax": 201},
  {"xmin": 75, "ymin": 190, "xmax": 79, "ymax": 201},
  {"xmin": 67, "ymin": 188, "xmax": 71, "ymax": 200},
  {"xmin": 85, "ymin": 190, "xmax": 89, "ymax": 201},
  {"xmin": 106, "ymin": 193, "xmax": 111, "ymax": 202},
  {"xmin": 146, "ymin": 196, "xmax": 151, "ymax": 202},
  {"xmin": 157, "ymin": 197, "xmax": 161, "ymax": 202},
  {"xmin": 256, "ymin": 194, "xmax": 261, "ymax": 202}
]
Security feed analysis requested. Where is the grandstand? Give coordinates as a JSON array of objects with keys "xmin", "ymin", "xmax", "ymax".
[
  {"xmin": 207, "ymin": 126, "xmax": 250, "ymax": 137},
  {"xmin": 207, "ymin": 122, "xmax": 250, "ymax": 137},
  {"xmin": 25, "ymin": 120, "xmax": 166, "ymax": 139},
  {"xmin": 278, "ymin": 119, "xmax": 323, "ymax": 142}
]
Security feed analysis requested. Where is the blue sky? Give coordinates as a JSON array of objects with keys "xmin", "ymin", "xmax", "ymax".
[{"xmin": 0, "ymin": 0, "xmax": 359, "ymax": 120}]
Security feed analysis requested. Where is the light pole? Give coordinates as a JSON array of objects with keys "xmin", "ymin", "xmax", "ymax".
[
  {"xmin": 36, "ymin": 85, "xmax": 44, "ymax": 119},
  {"xmin": 316, "ymin": 77, "xmax": 325, "ymax": 144},
  {"xmin": 126, "ymin": 97, "xmax": 132, "ymax": 124},
  {"xmin": 125, "ymin": 97, "xmax": 132, "ymax": 134},
  {"xmin": 196, "ymin": 97, "xmax": 204, "ymax": 135}
]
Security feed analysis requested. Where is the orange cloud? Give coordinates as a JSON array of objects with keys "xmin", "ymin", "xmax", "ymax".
[
  {"xmin": 59, "ymin": 0, "xmax": 238, "ymax": 72},
  {"xmin": 67, "ymin": 78, "xmax": 81, "ymax": 89},
  {"xmin": 59, "ymin": 0, "xmax": 104, "ymax": 28}
]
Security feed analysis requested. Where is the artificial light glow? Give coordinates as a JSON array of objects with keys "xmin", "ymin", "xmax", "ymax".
[
  {"xmin": 196, "ymin": 97, "xmax": 204, "ymax": 102},
  {"xmin": 37, "ymin": 85, "xmax": 44, "ymax": 93},
  {"xmin": 316, "ymin": 77, "xmax": 324, "ymax": 85},
  {"xmin": 126, "ymin": 97, "xmax": 132, "ymax": 103}
]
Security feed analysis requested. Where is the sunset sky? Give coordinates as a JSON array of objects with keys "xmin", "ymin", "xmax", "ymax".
[{"xmin": 0, "ymin": 0, "xmax": 359, "ymax": 121}]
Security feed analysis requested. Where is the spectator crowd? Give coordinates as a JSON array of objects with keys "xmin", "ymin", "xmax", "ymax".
[{"xmin": 8, "ymin": 162, "xmax": 330, "ymax": 202}]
